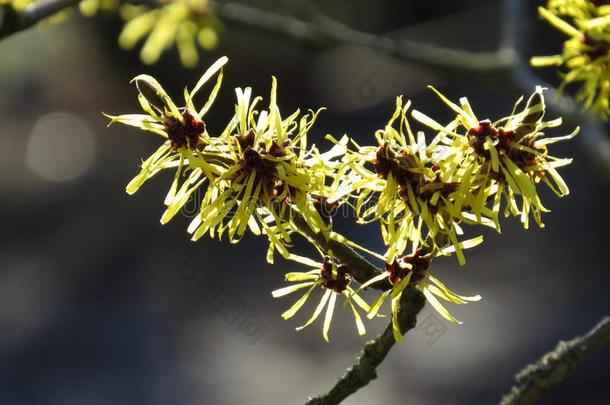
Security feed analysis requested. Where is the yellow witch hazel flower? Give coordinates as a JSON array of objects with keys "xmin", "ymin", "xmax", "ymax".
[
  {"xmin": 546, "ymin": 0, "xmax": 604, "ymax": 19},
  {"xmin": 532, "ymin": 2, "xmax": 610, "ymax": 118},
  {"xmin": 186, "ymin": 78, "xmax": 333, "ymax": 262},
  {"xmin": 412, "ymin": 86, "xmax": 578, "ymax": 230},
  {"xmin": 105, "ymin": 56, "xmax": 228, "ymax": 211},
  {"xmin": 271, "ymin": 251, "xmax": 371, "ymax": 342},
  {"xmin": 107, "ymin": 56, "xmax": 339, "ymax": 265},
  {"xmin": 329, "ymin": 97, "xmax": 488, "ymax": 265},
  {"xmin": 107, "ymin": 56, "xmax": 578, "ymax": 347},
  {"xmin": 119, "ymin": 0, "xmax": 220, "ymax": 67},
  {"xmin": 353, "ymin": 249, "xmax": 480, "ymax": 342}
]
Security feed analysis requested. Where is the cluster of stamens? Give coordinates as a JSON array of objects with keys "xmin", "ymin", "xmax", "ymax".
[
  {"xmin": 582, "ymin": 33, "xmax": 610, "ymax": 61},
  {"xmin": 468, "ymin": 120, "xmax": 548, "ymax": 178},
  {"xmin": 164, "ymin": 110, "xmax": 205, "ymax": 150},
  {"xmin": 374, "ymin": 143, "xmax": 419, "ymax": 186},
  {"xmin": 385, "ymin": 250, "xmax": 429, "ymax": 286},
  {"xmin": 467, "ymin": 120, "xmax": 516, "ymax": 158},
  {"xmin": 236, "ymin": 130, "xmax": 287, "ymax": 172},
  {"xmin": 320, "ymin": 257, "xmax": 350, "ymax": 293},
  {"xmin": 374, "ymin": 142, "xmax": 457, "ymax": 213},
  {"xmin": 233, "ymin": 130, "xmax": 298, "ymax": 203}
]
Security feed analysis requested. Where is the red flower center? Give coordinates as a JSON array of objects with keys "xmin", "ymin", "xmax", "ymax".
[
  {"xmin": 467, "ymin": 120, "xmax": 516, "ymax": 157},
  {"xmin": 320, "ymin": 258, "xmax": 350, "ymax": 293},
  {"xmin": 386, "ymin": 251, "xmax": 429, "ymax": 286},
  {"xmin": 164, "ymin": 110, "xmax": 205, "ymax": 150},
  {"xmin": 582, "ymin": 34, "xmax": 610, "ymax": 61}
]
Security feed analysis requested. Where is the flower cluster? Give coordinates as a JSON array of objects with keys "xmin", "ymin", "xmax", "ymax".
[
  {"xmin": 325, "ymin": 85, "xmax": 576, "ymax": 337},
  {"xmin": 359, "ymin": 249, "xmax": 481, "ymax": 342},
  {"xmin": 106, "ymin": 57, "xmax": 337, "ymax": 265},
  {"xmin": 184, "ymin": 79, "xmax": 332, "ymax": 263},
  {"xmin": 119, "ymin": 0, "xmax": 220, "ymax": 67},
  {"xmin": 328, "ymin": 97, "xmax": 488, "ymax": 265},
  {"xmin": 108, "ymin": 57, "xmax": 576, "ymax": 342},
  {"xmin": 532, "ymin": 1, "xmax": 610, "ymax": 118},
  {"xmin": 412, "ymin": 86, "xmax": 578, "ymax": 231}
]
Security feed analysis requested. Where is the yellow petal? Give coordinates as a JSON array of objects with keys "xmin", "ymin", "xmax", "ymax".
[
  {"xmin": 280, "ymin": 284, "xmax": 317, "ymax": 320},
  {"xmin": 422, "ymin": 287, "xmax": 462, "ymax": 324},
  {"xmin": 322, "ymin": 292, "xmax": 337, "ymax": 342},
  {"xmin": 190, "ymin": 56, "xmax": 229, "ymax": 101},
  {"xmin": 297, "ymin": 289, "xmax": 331, "ymax": 331},
  {"xmin": 272, "ymin": 282, "xmax": 315, "ymax": 298}
]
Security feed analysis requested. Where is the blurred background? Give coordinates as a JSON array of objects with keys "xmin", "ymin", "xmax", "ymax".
[{"xmin": 1, "ymin": 0, "xmax": 609, "ymax": 404}]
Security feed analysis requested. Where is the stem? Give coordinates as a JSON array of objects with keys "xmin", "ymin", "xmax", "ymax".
[
  {"xmin": 2, "ymin": 0, "xmax": 608, "ymax": 167},
  {"xmin": 500, "ymin": 317, "xmax": 610, "ymax": 405},
  {"xmin": 0, "ymin": 0, "xmax": 80, "ymax": 39},
  {"xmin": 291, "ymin": 213, "xmax": 392, "ymax": 291},
  {"xmin": 306, "ymin": 286, "xmax": 426, "ymax": 405},
  {"xmin": 215, "ymin": 1, "xmax": 517, "ymax": 74},
  {"xmin": 216, "ymin": 0, "xmax": 610, "ymax": 167}
]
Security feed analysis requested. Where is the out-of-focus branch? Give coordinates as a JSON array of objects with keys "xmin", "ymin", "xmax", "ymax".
[
  {"xmin": 305, "ymin": 286, "xmax": 426, "ymax": 405},
  {"xmin": 214, "ymin": 1, "xmax": 518, "ymax": 74},
  {"xmin": 3, "ymin": 0, "xmax": 610, "ymax": 170},
  {"xmin": 0, "ymin": 0, "xmax": 79, "ymax": 39},
  {"xmin": 500, "ymin": 317, "xmax": 610, "ymax": 405},
  {"xmin": 500, "ymin": 0, "xmax": 524, "ymax": 54},
  {"xmin": 216, "ymin": 0, "xmax": 610, "ymax": 167}
]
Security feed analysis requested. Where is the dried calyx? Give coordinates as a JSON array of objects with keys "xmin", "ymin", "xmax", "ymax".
[
  {"xmin": 374, "ymin": 142, "xmax": 457, "ymax": 213},
  {"xmin": 582, "ymin": 33, "xmax": 610, "ymax": 61},
  {"xmin": 320, "ymin": 257, "xmax": 350, "ymax": 293},
  {"xmin": 233, "ymin": 130, "xmax": 298, "ymax": 202},
  {"xmin": 165, "ymin": 110, "xmax": 205, "ymax": 150},
  {"xmin": 468, "ymin": 119, "xmax": 546, "ymax": 172},
  {"xmin": 385, "ymin": 250, "xmax": 430, "ymax": 286},
  {"xmin": 468, "ymin": 120, "xmax": 516, "ymax": 157}
]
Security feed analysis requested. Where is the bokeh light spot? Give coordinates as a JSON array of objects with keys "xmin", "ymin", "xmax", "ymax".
[{"xmin": 26, "ymin": 112, "xmax": 96, "ymax": 182}]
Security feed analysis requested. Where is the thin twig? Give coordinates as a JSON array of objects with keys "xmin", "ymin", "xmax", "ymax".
[
  {"xmin": 2, "ymin": 0, "xmax": 609, "ymax": 171},
  {"xmin": 500, "ymin": 317, "xmax": 610, "ymax": 405},
  {"xmin": 0, "ymin": 0, "xmax": 80, "ymax": 39},
  {"xmin": 214, "ymin": 1, "xmax": 517, "ymax": 74},
  {"xmin": 291, "ymin": 213, "xmax": 392, "ymax": 291},
  {"xmin": 500, "ymin": 0, "xmax": 524, "ymax": 54},
  {"xmin": 216, "ymin": 0, "xmax": 610, "ymax": 168},
  {"xmin": 305, "ymin": 286, "xmax": 426, "ymax": 405}
]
